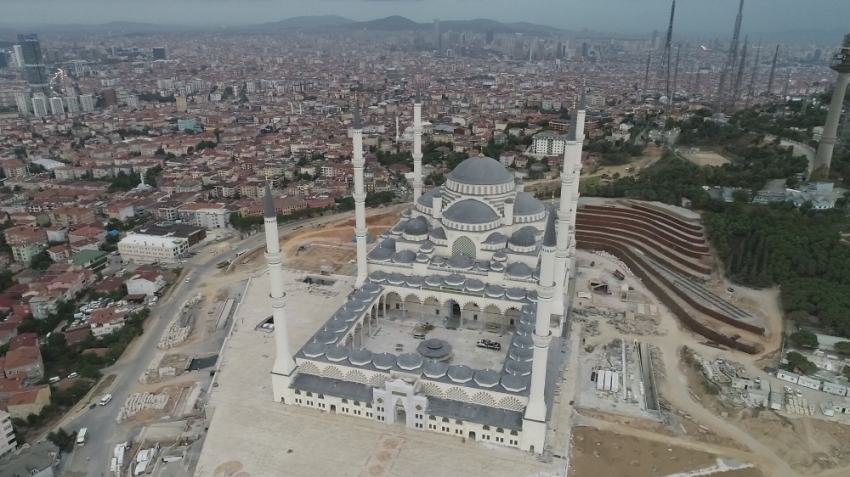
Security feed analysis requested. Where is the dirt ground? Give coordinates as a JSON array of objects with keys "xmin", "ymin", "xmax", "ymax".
[
  {"xmin": 683, "ymin": 151, "xmax": 731, "ymax": 166},
  {"xmin": 568, "ymin": 426, "xmax": 727, "ymax": 477},
  {"xmin": 587, "ymin": 146, "xmax": 663, "ymax": 178}
]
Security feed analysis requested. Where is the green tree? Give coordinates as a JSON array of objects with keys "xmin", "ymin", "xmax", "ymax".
[
  {"xmin": 784, "ymin": 351, "xmax": 818, "ymax": 375},
  {"xmin": 833, "ymin": 341, "xmax": 850, "ymax": 355},
  {"xmin": 47, "ymin": 428, "xmax": 75, "ymax": 452},
  {"xmin": 789, "ymin": 330, "xmax": 819, "ymax": 349}
]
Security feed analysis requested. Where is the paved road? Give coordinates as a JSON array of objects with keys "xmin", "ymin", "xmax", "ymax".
[
  {"xmin": 764, "ymin": 134, "xmax": 816, "ymax": 174},
  {"xmin": 60, "ymin": 211, "xmax": 359, "ymax": 476}
]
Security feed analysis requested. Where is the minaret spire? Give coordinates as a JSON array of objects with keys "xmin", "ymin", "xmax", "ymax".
[
  {"xmin": 352, "ymin": 102, "xmax": 368, "ymax": 287},
  {"xmin": 265, "ymin": 182, "xmax": 296, "ymax": 402},
  {"xmin": 521, "ymin": 207, "xmax": 556, "ymax": 452},
  {"xmin": 412, "ymin": 90, "xmax": 424, "ymax": 203}
]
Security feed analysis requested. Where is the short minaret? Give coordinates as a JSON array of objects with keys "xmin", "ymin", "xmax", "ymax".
[
  {"xmin": 352, "ymin": 103, "xmax": 369, "ymax": 287},
  {"xmin": 521, "ymin": 208, "xmax": 556, "ymax": 454},
  {"xmin": 552, "ymin": 111, "xmax": 579, "ymax": 316},
  {"xmin": 412, "ymin": 91, "xmax": 424, "ymax": 203},
  {"xmin": 265, "ymin": 183, "xmax": 296, "ymax": 402}
]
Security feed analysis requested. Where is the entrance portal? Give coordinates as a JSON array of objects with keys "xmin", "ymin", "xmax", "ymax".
[
  {"xmin": 468, "ymin": 431, "xmax": 476, "ymax": 441},
  {"xmin": 452, "ymin": 302, "xmax": 461, "ymax": 317},
  {"xmin": 395, "ymin": 401, "xmax": 406, "ymax": 425},
  {"xmin": 330, "ymin": 404, "xmax": 336, "ymax": 413}
]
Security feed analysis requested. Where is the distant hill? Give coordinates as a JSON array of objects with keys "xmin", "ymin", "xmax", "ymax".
[
  {"xmin": 252, "ymin": 15, "xmax": 354, "ymax": 31},
  {"xmin": 339, "ymin": 15, "xmax": 426, "ymax": 32}
]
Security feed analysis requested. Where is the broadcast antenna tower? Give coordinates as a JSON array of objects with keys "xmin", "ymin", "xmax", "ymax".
[
  {"xmin": 767, "ymin": 45, "xmax": 779, "ymax": 96},
  {"xmin": 731, "ymin": 35, "xmax": 749, "ymax": 110},
  {"xmin": 745, "ymin": 40, "xmax": 761, "ymax": 109},
  {"xmin": 715, "ymin": 0, "xmax": 745, "ymax": 110},
  {"xmin": 661, "ymin": 1, "xmax": 676, "ymax": 130}
]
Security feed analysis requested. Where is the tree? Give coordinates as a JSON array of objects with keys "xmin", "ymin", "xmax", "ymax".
[
  {"xmin": 784, "ymin": 351, "xmax": 818, "ymax": 375},
  {"xmin": 47, "ymin": 427, "xmax": 76, "ymax": 452},
  {"xmin": 30, "ymin": 250, "xmax": 53, "ymax": 271},
  {"xmin": 789, "ymin": 330, "xmax": 819, "ymax": 349},
  {"xmin": 834, "ymin": 341, "xmax": 850, "ymax": 355}
]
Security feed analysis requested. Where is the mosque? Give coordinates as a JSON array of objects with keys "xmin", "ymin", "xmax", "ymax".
[{"xmin": 263, "ymin": 92, "xmax": 586, "ymax": 453}]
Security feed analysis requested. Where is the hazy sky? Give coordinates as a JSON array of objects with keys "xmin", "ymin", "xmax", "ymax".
[{"xmin": 4, "ymin": 0, "xmax": 849, "ymax": 37}]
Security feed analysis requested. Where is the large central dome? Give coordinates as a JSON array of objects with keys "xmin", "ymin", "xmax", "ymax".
[{"xmin": 448, "ymin": 156, "xmax": 515, "ymax": 186}]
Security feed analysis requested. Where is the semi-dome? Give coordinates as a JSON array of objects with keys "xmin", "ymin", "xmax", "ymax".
[
  {"xmin": 514, "ymin": 192, "xmax": 546, "ymax": 216},
  {"xmin": 417, "ymin": 187, "xmax": 442, "ymax": 207},
  {"xmin": 508, "ymin": 226, "xmax": 538, "ymax": 247},
  {"xmin": 443, "ymin": 199, "xmax": 499, "ymax": 225},
  {"xmin": 447, "ymin": 156, "xmax": 515, "ymax": 186}
]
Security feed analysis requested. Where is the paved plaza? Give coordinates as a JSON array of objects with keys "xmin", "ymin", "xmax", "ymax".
[{"xmin": 194, "ymin": 269, "xmax": 566, "ymax": 477}]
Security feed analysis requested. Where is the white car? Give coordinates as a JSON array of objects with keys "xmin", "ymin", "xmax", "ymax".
[
  {"xmin": 67, "ymin": 372, "xmax": 78, "ymax": 379},
  {"xmin": 100, "ymin": 394, "xmax": 113, "ymax": 406}
]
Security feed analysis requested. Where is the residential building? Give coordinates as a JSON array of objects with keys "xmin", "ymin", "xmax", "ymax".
[
  {"xmin": 0, "ymin": 159, "xmax": 27, "ymax": 178},
  {"xmin": 0, "ymin": 434, "xmax": 57, "ymax": 477},
  {"xmin": 48, "ymin": 207, "xmax": 96, "ymax": 227},
  {"xmin": 48, "ymin": 96, "xmax": 63, "ymax": 115},
  {"xmin": 126, "ymin": 271, "xmax": 166, "ymax": 296},
  {"xmin": 13, "ymin": 92, "xmax": 29, "ymax": 114},
  {"xmin": 79, "ymin": 94, "xmax": 95, "ymax": 112},
  {"xmin": 118, "ymin": 234, "xmax": 189, "ymax": 264},
  {"xmin": 3, "ymin": 226, "xmax": 47, "ymax": 264},
  {"xmin": 177, "ymin": 203, "xmax": 231, "ymax": 229},
  {"xmin": 530, "ymin": 132, "xmax": 569, "ymax": 157},
  {"xmin": 3, "ymin": 346, "xmax": 44, "ymax": 380},
  {"xmin": 31, "ymin": 94, "xmax": 48, "ymax": 117},
  {"xmin": 0, "ymin": 410, "xmax": 15, "ymax": 456},
  {"xmin": 90, "ymin": 308, "xmax": 127, "ymax": 336},
  {"xmin": 65, "ymin": 94, "xmax": 79, "ymax": 113}
]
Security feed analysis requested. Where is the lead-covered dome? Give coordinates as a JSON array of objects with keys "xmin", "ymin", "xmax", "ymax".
[
  {"xmin": 443, "ymin": 199, "xmax": 499, "ymax": 225},
  {"xmin": 447, "ymin": 157, "xmax": 514, "ymax": 186},
  {"xmin": 514, "ymin": 192, "xmax": 545, "ymax": 216}
]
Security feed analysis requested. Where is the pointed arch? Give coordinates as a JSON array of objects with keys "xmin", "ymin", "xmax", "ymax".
[
  {"xmin": 451, "ymin": 236, "xmax": 477, "ymax": 259},
  {"xmin": 344, "ymin": 369, "xmax": 368, "ymax": 384},
  {"xmin": 497, "ymin": 396, "xmax": 525, "ymax": 412},
  {"xmin": 446, "ymin": 387, "xmax": 470, "ymax": 403},
  {"xmin": 322, "ymin": 365, "xmax": 344, "ymax": 380}
]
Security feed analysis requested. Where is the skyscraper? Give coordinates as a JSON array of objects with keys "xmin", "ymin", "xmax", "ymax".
[
  {"xmin": 434, "ymin": 19, "xmax": 441, "ymax": 55},
  {"xmin": 17, "ymin": 34, "xmax": 50, "ymax": 96},
  {"xmin": 103, "ymin": 88, "xmax": 118, "ymax": 107},
  {"xmin": 153, "ymin": 47, "xmax": 166, "ymax": 60},
  {"xmin": 12, "ymin": 45, "xmax": 23, "ymax": 68},
  {"xmin": 0, "ymin": 52, "xmax": 7, "ymax": 69}
]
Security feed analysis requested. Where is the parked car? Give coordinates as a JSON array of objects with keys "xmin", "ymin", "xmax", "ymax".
[
  {"xmin": 795, "ymin": 389, "xmax": 803, "ymax": 398},
  {"xmin": 100, "ymin": 394, "xmax": 113, "ymax": 406},
  {"xmin": 49, "ymin": 376, "xmax": 61, "ymax": 384},
  {"xmin": 476, "ymin": 339, "xmax": 502, "ymax": 351},
  {"xmin": 67, "ymin": 372, "xmax": 78, "ymax": 379}
]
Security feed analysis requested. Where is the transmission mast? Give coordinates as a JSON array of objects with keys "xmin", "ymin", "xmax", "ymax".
[
  {"xmin": 745, "ymin": 40, "xmax": 761, "ymax": 109},
  {"xmin": 661, "ymin": 0, "xmax": 676, "ymax": 130},
  {"xmin": 715, "ymin": 0, "xmax": 745, "ymax": 110},
  {"xmin": 767, "ymin": 45, "xmax": 779, "ymax": 96},
  {"xmin": 643, "ymin": 54, "xmax": 652, "ymax": 97},
  {"xmin": 732, "ymin": 36, "xmax": 749, "ymax": 110}
]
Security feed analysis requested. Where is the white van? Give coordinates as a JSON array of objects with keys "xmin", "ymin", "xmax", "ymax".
[{"xmin": 100, "ymin": 394, "xmax": 113, "ymax": 406}]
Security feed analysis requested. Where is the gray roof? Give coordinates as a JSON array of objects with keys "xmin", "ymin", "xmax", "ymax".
[
  {"xmin": 514, "ymin": 192, "xmax": 545, "ymax": 216},
  {"xmin": 426, "ymin": 397, "xmax": 524, "ymax": 431},
  {"xmin": 509, "ymin": 226, "xmax": 537, "ymax": 247},
  {"xmin": 447, "ymin": 156, "xmax": 515, "ymax": 186},
  {"xmin": 404, "ymin": 217, "xmax": 429, "ymax": 236},
  {"xmin": 263, "ymin": 182, "xmax": 276, "ymax": 218},
  {"xmin": 291, "ymin": 374, "xmax": 373, "ymax": 402},
  {"xmin": 443, "ymin": 199, "xmax": 499, "ymax": 224},
  {"xmin": 543, "ymin": 207, "xmax": 557, "ymax": 247},
  {"xmin": 429, "ymin": 227, "xmax": 446, "ymax": 240},
  {"xmin": 0, "ymin": 440, "xmax": 58, "ymax": 476},
  {"xmin": 417, "ymin": 187, "xmax": 441, "ymax": 207}
]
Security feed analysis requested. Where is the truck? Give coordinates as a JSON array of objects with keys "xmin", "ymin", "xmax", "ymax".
[
  {"xmin": 76, "ymin": 428, "xmax": 87, "ymax": 446},
  {"xmin": 613, "ymin": 269, "xmax": 626, "ymax": 281}
]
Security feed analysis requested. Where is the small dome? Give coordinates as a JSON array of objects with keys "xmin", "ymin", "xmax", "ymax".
[
  {"xmin": 419, "ymin": 240, "xmax": 434, "ymax": 253},
  {"xmin": 447, "ymin": 156, "xmax": 515, "ymax": 186},
  {"xmin": 361, "ymin": 283, "xmax": 381, "ymax": 294},
  {"xmin": 474, "ymin": 369, "xmax": 500, "ymax": 388},
  {"xmin": 443, "ymin": 199, "xmax": 499, "ymax": 225},
  {"xmin": 465, "ymin": 279, "xmax": 485, "ymax": 292},
  {"xmin": 501, "ymin": 374, "xmax": 529, "ymax": 393},
  {"xmin": 386, "ymin": 273, "xmax": 406, "ymax": 285},
  {"xmin": 333, "ymin": 308, "xmax": 356, "ymax": 322},
  {"xmin": 506, "ymin": 359, "xmax": 532, "ymax": 376},
  {"xmin": 325, "ymin": 345, "xmax": 349, "ymax": 362},
  {"xmin": 404, "ymin": 217, "xmax": 429, "ymax": 236},
  {"xmin": 369, "ymin": 270, "xmax": 387, "ymax": 282},
  {"xmin": 313, "ymin": 330, "xmax": 338, "ymax": 345},
  {"xmin": 302, "ymin": 342, "xmax": 327, "ymax": 358},
  {"xmin": 423, "ymin": 359, "xmax": 449, "ymax": 377},
  {"xmin": 514, "ymin": 334, "xmax": 534, "ymax": 349},
  {"xmin": 424, "ymin": 275, "xmax": 444, "ymax": 287},
  {"xmin": 349, "ymin": 348, "xmax": 373, "ymax": 366},
  {"xmin": 392, "ymin": 250, "xmax": 416, "ymax": 264},
  {"xmin": 368, "ymin": 247, "xmax": 393, "ymax": 261},
  {"xmin": 506, "ymin": 287, "xmax": 527, "ymax": 300},
  {"xmin": 509, "ymin": 347, "xmax": 533, "ymax": 362},
  {"xmin": 380, "ymin": 238, "xmax": 397, "ymax": 250},
  {"xmin": 484, "ymin": 284, "xmax": 505, "ymax": 297},
  {"xmin": 444, "ymin": 273, "xmax": 465, "ymax": 287},
  {"xmin": 405, "ymin": 276, "xmax": 424, "ymax": 287},
  {"xmin": 416, "ymin": 253, "xmax": 430, "ymax": 263},
  {"xmin": 447, "ymin": 364, "xmax": 474, "ymax": 383},
  {"xmin": 429, "ymin": 227, "xmax": 447, "ymax": 240},
  {"xmin": 397, "ymin": 352, "xmax": 424, "ymax": 370},
  {"xmin": 506, "ymin": 262, "xmax": 533, "ymax": 278},
  {"xmin": 419, "ymin": 340, "xmax": 453, "ymax": 360},
  {"xmin": 372, "ymin": 352, "xmax": 396, "ymax": 370},
  {"xmin": 484, "ymin": 232, "xmax": 507, "ymax": 245},
  {"xmin": 447, "ymin": 254, "xmax": 473, "ymax": 269},
  {"xmin": 508, "ymin": 226, "xmax": 538, "ymax": 247},
  {"xmin": 324, "ymin": 318, "xmax": 347, "ymax": 333}
]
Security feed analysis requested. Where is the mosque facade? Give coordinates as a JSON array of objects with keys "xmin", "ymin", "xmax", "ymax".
[{"xmin": 264, "ymin": 92, "xmax": 587, "ymax": 453}]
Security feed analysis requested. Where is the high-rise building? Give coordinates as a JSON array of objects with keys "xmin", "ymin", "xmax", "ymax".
[
  {"xmin": 0, "ymin": 52, "xmax": 7, "ymax": 68},
  {"xmin": 49, "ymin": 96, "xmax": 64, "ymax": 115},
  {"xmin": 65, "ymin": 95, "xmax": 79, "ymax": 113},
  {"xmin": 79, "ymin": 94, "xmax": 95, "ymax": 112},
  {"xmin": 14, "ymin": 92, "xmax": 30, "ymax": 114},
  {"xmin": 17, "ymin": 34, "xmax": 49, "ymax": 95},
  {"xmin": 175, "ymin": 94, "xmax": 188, "ymax": 112},
  {"xmin": 103, "ymin": 88, "xmax": 118, "ymax": 107},
  {"xmin": 153, "ymin": 47, "xmax": 166, "ymax": 60},
  {"xmin": 31, "ymin": 94, "xmax": 48, "ymax": 117},
  {"xmin": 12, "ymin": 45, "xmax": 23, "ymax": 68}
]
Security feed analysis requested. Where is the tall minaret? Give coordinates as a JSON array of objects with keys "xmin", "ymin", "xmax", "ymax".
[
  {"xmin": 567, "ymin": 89, "xmax": 587, "ymax": 268},
  {"xmin": 264, "ymin": 183, "xmax": 296, "ymax": 402},
  {"xmin": 552, "ymin": 110, "xmax": 579, "ymax": 316},
  {"xmin": 352, "ymin": 102, "xmax": 369, "ymax": 287},
  {"xmin": 412, "ymin": 91, "xmax": 424, "ymax": 202},
  {"xmin": 521, "ymin": 208, "xmax": 556, "ymax": 454},
  {"xmin": 395, "ymin": 114, "xmax": 400, "ymax": 142}
]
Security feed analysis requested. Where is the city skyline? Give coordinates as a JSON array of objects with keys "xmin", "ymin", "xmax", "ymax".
[{"xmin": 2, "ymin": 0, "xmax": 849, "ymax": 40}]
